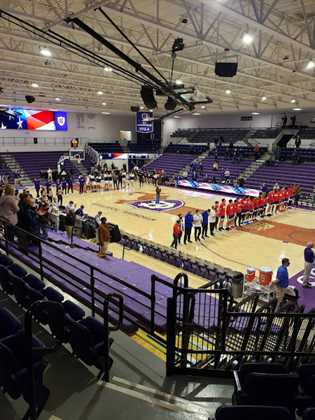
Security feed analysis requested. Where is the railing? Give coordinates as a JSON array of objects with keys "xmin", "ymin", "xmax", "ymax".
[
  {"xmin": 166, "ymin": 288, "xmax": 315, "ymax": 377},
  {"xmin": 0, "ymin": 220, "xmax": 180, "ymax": 341}
]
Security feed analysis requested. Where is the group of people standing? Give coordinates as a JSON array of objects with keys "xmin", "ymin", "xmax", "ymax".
[{"xmin": 171, "ymin": 185, "xmax": 296, "ymax": 249}]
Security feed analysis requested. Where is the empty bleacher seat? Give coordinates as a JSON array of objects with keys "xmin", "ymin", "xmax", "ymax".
[
  {"xmin": 304, "ymin": 408, "xmax": 315, "ymax": 420},
  {"xmin": 69, "ymin": 316, "xmax": 113, "ymax": 378},
  {"xmin": 0, "ymin": 307, "xmax": 22, "ymax": 339},
  {"xmin": 215, "ymin": 405, "xmax": 291, "ymax": 420}
]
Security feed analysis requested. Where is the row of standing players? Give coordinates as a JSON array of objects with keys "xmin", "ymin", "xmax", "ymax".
[{"xmin": 171, "ymin": 186, "xmax": 296, "ymax": 249}]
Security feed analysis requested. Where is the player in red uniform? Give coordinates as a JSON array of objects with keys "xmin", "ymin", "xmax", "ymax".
[
  {"xmin": 226, "ymin": 199, "xmax": 236, "ymax": 230},
  {"xmin": 218, "ymin": 198, "xmax": 226, "ymax": 230}
]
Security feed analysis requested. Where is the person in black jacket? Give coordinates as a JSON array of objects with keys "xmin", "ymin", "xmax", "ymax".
[{"xmin": 17, "ymin": 193, "xmax": 41, "ymax": 252}]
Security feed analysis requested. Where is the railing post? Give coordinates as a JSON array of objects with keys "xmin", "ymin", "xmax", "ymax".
[
  {"xmin": 90, "ymin": 267, "xmax": 95, "ymax": 317},
  {"xmin": 38, "ymin": 240, "xmax": 44, "ymax": 282},
  {"xmin": 150, "ymin": 275, "xmax": 156, "ymax": 334},
  {"xmin": 103, "ymin": 296, "xmax": 110, "ymax": 382},
  {"xmin": 166, "ymin": 297, "xmax": 176, "ymax": 376}
]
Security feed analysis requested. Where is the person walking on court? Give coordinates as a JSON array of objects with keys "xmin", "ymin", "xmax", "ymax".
[
  {"xmin": 184, "ymin": 211, "xmax": 193, "ymax": 244},
  {"xmin": 170, "ymin": 220, "xmax": 182, "ymax": 249},
  {"xmin": 155, "ymin": 184, "xmax": 161, "ymax": 205},
  {"xmin": 97, "ymin": 217, "xmax": 111, "ymax": 258},
  {"xmin": 177, "ymin": 214, "xmax": 184, "ymax": 244},
  {"xmin": 202, "ymin": 209, "xmax": 209, "ymax": 238},
  {"xmin": 209, "ymin": 206, "xmax": 216, "ymax": 236},
  {"xmin": 273, "ymin": 258, "xmax": 290, "ymax": 311},
  {"xmin": 193, "ymin": 210, "xmax": 202, "ymax": 242},
  {"xmin": 303, "ymin": 242, "xmax": 314, "ymax": 288}
]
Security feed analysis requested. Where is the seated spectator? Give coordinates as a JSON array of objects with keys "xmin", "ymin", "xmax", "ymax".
[
  {"xmin": 224, "ymin": 169, "xmax": 231, "ymax": 184},
  {"xmin": 212, "ymin": 160, "xmax": 219, "ymax": 171},
  {"xmin": 75, "ymin": 205, "xmax": 85, "ymax": 217}
]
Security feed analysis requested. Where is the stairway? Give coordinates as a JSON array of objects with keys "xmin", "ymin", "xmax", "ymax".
[
  {"xmin": 239, "ymin": 152, "xmax": 271, "ymax": 181},
  {"xmin": 71, "ymin": 159, "xmax": 88, "ymax": 176},
  {"xmin": 179, "ymin": 150, "xmax": 209, "ymax": 176},
  {"xmin": 1, "ymin": 153, "xmax": 31, "ymax": 185},
  {"xmin": 242, "ymin": 129, "xmax": 256, "ymax": 146}
]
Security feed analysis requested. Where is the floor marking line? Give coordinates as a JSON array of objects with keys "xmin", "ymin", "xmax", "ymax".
[
  {"xmin": 98, "ymin": 381, "xmax": 209, "ymax": 416},
  {"xmin": 111, "ymin": 376, "xmax": 208, "ymax": 410}
]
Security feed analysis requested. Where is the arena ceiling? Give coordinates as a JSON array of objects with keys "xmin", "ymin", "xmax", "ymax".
[{"xmin": 0, "ymin": 0, "xmax": 315, "ymax": 116}]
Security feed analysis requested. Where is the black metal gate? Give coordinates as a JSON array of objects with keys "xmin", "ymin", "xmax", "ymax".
[{"xmin": 166, "ymin": 286, "xmax": 315, "ymax": 377}]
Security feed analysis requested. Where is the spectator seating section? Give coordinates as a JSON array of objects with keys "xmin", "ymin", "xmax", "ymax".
[
  {"xmin": 249, "ymin": 128, "xmax": 281, "ymax": 139},
  {"xmin": 144, "ymin": 153, "xmax": 195, "ymax": 176},
  {"xmin": 191, "ymin": 157, "xmax": 252, "ymax": 182},
  {"xmin": 128, "ymin": 142, "xmax": 160, "ymax": 153},
  {"xmin": 231, "ymin": 361, "xmax": 315, "ymax": 418},
  {"xmin": 89, "ymin": 142, "xmax": 123, "ymax": 155},
  {"xmin": 304, "ymin": 408, "xmax": 315, "ymax": 420},
  {"xmin": 165, "ymin": 143, "xmax": 208, "ymax": 154},
  {"xmin": 300, "ymin": 128, "xmax": 315, "ymax": 139},
  {"xmin": 245, "ymin": 161, "xmax": 315, "ymax": 194},
  {"xmin": 121, "ymin": 234, "xmax": 237, "ymax": 285},
  {"xmin": 279, "ymin": 148, "xmax": 315, "ymax": 162},
  {"xmin": 9, "ymin": 151, "xmax": 65, "ymax": 180},
  {"xmin": 211, "ymin": 146, "xmax": 267, "ymax": 159},
  {"xmin": 0, "ymin": 256, "xmax": 114, "ymax": 381},
  {"xmin": 170, "ymin": 128, "xmax": 249, "ymax": 143}
]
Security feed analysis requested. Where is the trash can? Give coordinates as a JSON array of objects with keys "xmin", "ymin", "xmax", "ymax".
[{"xmin": 231, "ymin": 272, "xmax": 244, "ymax": 299}]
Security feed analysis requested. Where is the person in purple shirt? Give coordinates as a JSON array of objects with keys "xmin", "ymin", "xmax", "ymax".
[
  {"xmin": 33, "ymin": 178, "xmax": 41, "ymax": 198},
  {"xmin": 303, "ymin": 242, "xmax": 314, "ymax": 288}
]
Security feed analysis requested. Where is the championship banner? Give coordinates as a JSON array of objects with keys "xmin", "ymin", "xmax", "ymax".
[
  {"xmin": 178, "ymin": 179, "xmax": 260, "ymax": 197},
  {"xmin": 136, "ymin": 111, "xmax": 154, "ymax": 133}
]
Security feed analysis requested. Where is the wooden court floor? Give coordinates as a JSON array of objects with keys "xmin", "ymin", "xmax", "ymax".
[{"xmin": 56, "ymin": 184, "xmax": 315, "ymax": 283}]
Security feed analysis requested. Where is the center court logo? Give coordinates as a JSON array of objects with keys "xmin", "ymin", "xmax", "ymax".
[{"xmin": 130, "ymin": 199, "xmax": 184, "ymax": 212}]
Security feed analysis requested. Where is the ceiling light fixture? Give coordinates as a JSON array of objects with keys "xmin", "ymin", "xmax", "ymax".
[
  {"xmin": 102, "ymin": 111, "xmax": 111, "ymax": 115},
  {"xmin": 174, "ymin": 116, "xmax": 181, "ymax": 119},
  {"xmin": 104, "ymin": 66, "xmax": 112, "ymax": 72},
  {"xmin": 40, "ymin": 48, "xmax": 52, "ymax": 57},
  {"xmin": 31, "ymin": 83, "xmax": 39, "ymax": 88},
  {"xmin": 291, "ymin": 99, "xmax": 296, "ymax": 103},
  {"xmin": 201, "ymin": 105, "xmax": 206, "ymax": 109},
  {"xmin": 225, "ymin": 89, "xmax": 231, "ymax": 95},
  {"xmin": 261, "ymin": 96, "xmax": 267, "ymax": 101},
  {"xmin": 192, "ymin": 112, "xmax": 200, "ymax": 116},
  {"xmin": 242, "ymin": 33, "xmax": 254, "ymax": 45},
  {"xmin": 306, "ymin": 60, "xmax": 315, "ymax": 70},
  {"xmin": 252, "ymin": 112, "xmax": 260, "ymax": 115},
  {"xmin": 175, "ymin": 79, "xmax": 183, "ymax": 85},
  {"xmin": 97, "ymin": 91, "xmax": 104, "ymax": 95},
  {"xmin": 55, "ymin": 97, "xmax": 61, "ymax": 101},
  {"xmin": 140, "ymin": 106, "xmax": 144, "ymax": 110},
  {"xmin": 102, "ymin": 102, "xmax": 107, "ymax": 106},
  {"xmin": 293, "ymin": 107, "xmax": 302, "ymax": 111}
]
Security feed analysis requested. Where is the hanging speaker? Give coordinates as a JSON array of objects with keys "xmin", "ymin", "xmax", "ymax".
[
  {"xmin": 25, "ymin": 95, "xmax": 35, "ymax": 103},
  {"xmin": 140, "ymin": 85, "xmax": 157, "ymax": 109},
  {"xmin": 130, "ymin": 106, "xmax": 140, "ymax": 112},
  {"xmin": 165, "ymin": 97, "xmax": 177, "ymax": 111},
  {"xmin": 33, "ymin": 137, "xmax": 38, "ymax": 144},
  {"xmin": 215, "ymin": 62, "xmax": 238, "ymax": 77}
]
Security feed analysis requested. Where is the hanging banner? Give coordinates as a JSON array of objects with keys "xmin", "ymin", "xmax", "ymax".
[{"xmin": 136, "ymin": 111, "xmax": 154, "ymax": 133}]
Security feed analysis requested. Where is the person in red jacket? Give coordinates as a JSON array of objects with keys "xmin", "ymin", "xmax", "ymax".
[
  {"xmin": 218, "ymin": 199, "xmax": 226, "ymax": 231},
  {"xmin": 170, "ymin": 219, "xmax": 182, "ymax": 249},
  {"xmin": 226, "ymin": 199, "xmax": 235, "ymax": 230}
]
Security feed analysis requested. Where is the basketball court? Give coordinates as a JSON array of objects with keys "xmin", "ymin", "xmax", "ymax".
[{"xmin": 50, "ymin": 183, "xmax": 315, "ymax": 285}]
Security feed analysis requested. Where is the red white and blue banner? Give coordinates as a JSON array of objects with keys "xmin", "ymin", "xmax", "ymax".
[
  {"xmin": 0, "ymin": 108, "xmax": 68, "ymax": 131},
  {"xmin": 178, "ymin": 179, "xmax": 260, "ymax": 197}
]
